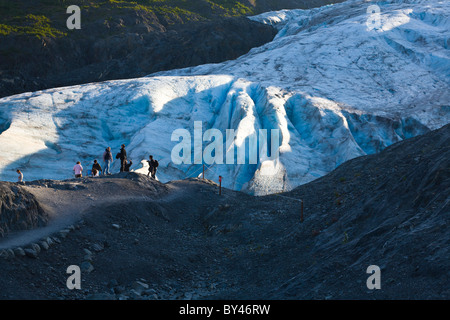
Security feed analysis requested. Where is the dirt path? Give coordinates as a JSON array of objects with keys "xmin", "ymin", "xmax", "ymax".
[{"xmin": 0, "ymin": 174, "xmax": 169, "ymax": 249}]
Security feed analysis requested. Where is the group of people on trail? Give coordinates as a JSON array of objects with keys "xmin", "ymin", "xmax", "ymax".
[
  {"xmin": 14, "ymin": 144, "xmax": 158, "ymax": 183},
  {"xmin": 71, "ymin": 144, "xmax": 158, "ymax": 179}
]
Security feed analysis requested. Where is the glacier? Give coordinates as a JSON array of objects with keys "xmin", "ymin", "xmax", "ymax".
[{"xmin": 0, "ymin": 0, "xmax": 449, "ymax": 195}]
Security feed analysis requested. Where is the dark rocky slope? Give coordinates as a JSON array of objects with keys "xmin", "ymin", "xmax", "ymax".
[
  {"xmin": 255, "ymin": 124, "xmax": 450, "ymax": 299},
  {"xmin": 0, "ymin": 124, "xmax": 448, "ymax": 300}
]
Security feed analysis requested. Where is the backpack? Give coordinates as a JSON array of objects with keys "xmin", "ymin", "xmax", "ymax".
[
  {"xmin": 116, "ymin": 152, "xmax": 121, "ymax": 159},
  {"xmin": 104, "ymin": 151, "xmax": 112, "ymax": 161},
  {"xmin": 148, "ymin": 159, "xmax": 159, "ymax": 169}
]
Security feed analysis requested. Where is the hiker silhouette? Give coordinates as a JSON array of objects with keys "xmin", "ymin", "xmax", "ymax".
[{"xmin": 147, "ymin": 155, "xmax": 159, "ymax": 179}]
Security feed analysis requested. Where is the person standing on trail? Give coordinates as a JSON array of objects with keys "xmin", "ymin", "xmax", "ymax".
[
  {"xmin": 147, "ymin": 155, "xmax": 159, "ymax": 179},
  {"xmin": 73, "ymin": 161, "xmax": 83, "ymax": 178},
  {"xmin": 92, "ymin": 160, "xmax": 102, "ymax": 176},
  {"xmin": 17, "ymin": 169, "xmax": 23, "ymax": 183},
  {"xmin": 116, "ymin": 144, "xmax": 127, "ymax": 172},
  {"xmin": 102, "ymin": 147, "xmax": 113, "ymax": 175}
]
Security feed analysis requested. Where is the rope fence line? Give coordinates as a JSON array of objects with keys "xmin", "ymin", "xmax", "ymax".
[
  {"xmin": 274, "ymin": 193, "xmax": 304, "ymax": 223},
  {"xmin": 185, "ymin": 166, "xmax": 203, "ymax": 179},
  {"xmin": 183, "ymin": 164, "xmax": 305, "ymax": 222},
  {"xmin": 184, "ymin": 163, "xmax": 216, "ymax": 180}
]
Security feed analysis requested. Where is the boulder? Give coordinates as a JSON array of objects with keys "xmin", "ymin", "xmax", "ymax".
[
  {"xmin": 13, "ymin": 247, "xmax": 26, "ymax": 257},
  {"xmin": 81, "ymin": 261, "xmax": 94, "ymax": 273},
  {"xmin": 24, "ymin": 248, "xmax": 38, "ymax": 259},
  {"xmin": 132, "ymin": 281, "xmax": 149, "ymax": 294}
]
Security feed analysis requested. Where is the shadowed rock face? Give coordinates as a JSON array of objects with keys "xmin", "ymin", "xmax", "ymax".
[{"xmin": 0, "ymin": 183, "xmax": 47, "ymax": 237}]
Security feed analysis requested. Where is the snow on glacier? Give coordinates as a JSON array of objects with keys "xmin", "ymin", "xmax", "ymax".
[{"xmin": 0, "ymin": 0, "xmax": 449, "ymax": 195}]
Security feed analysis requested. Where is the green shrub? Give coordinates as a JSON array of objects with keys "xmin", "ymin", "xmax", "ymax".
[{"xmin": 0, "ymin": 15, "xmax": 67, "ymax": 39}]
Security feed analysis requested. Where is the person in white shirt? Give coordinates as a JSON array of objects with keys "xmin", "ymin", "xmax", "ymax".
[
  {"xmin": 73, "ymin": 161, "xmax": 83, "ymax": 178},
  {"xmin": 16, "ymin": 169, "xmax": 23, "ymax": 183},
  {"xmin": 92, "ymin": 168, "xmax": 100, "ymax": 177}
]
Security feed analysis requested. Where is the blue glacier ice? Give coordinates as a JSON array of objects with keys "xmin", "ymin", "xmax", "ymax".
[{"xmin": 0, "ymin": 0, "xmax": 448, "ymax": 195}]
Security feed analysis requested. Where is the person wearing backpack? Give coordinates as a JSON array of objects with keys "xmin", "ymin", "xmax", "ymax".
[
  {"xmin": 116, "ymin": 144, "xmax": 127, "ymax": 172},
  {"xmin": 103, "ymin": 147, "xmax": 113, "ymax": 175},
  {"xmin": 147, "ymin": 155, "xmax": 159, "ymax": 179}
]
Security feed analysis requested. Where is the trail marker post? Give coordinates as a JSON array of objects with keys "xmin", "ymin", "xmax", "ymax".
[
  {"xmin": 301, "ymin": 200, "xmax": 304, "ymax": 223},
  {"xmin": 219, "ymin": 176, "xmax": 222, "ymax": 195}
]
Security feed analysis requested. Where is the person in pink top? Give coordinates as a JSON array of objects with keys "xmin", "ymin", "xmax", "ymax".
[{"xmin": 73, "ymin": 161, "xmax": 83, "ymax": 178}]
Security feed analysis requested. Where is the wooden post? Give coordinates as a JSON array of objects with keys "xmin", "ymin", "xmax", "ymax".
[
  {"xmin": 301, "ymin": 200, "xmax": 304, "ymax": 223},
  {"xmin": 203, "ymin": 164, "xmax": 205, "ymax": 180},
  {"xmin": 219, "ymin": 176, "xmax": 222, "ymax": 195}
]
